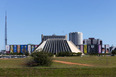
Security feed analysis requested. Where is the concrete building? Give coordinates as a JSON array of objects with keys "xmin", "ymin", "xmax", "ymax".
[
  {"xmin": 102, "ymin": 45, "xmax": 110, "ymax": 53},
  {"xmin": 41, "ymin": 34, "xmax": 67, "ymax": 42},
  {"xmin": 35, "ymin": 34, "xmax": 82, "ymax": 54},
  {"xmin": 5, "ymin": 44, "xmax": 39, "ymax": 54},
  {"xmin": 83, "ymin": 38, "xmax": 102, "ymax": 45},
  {"xmin": 110, "ymin": 46, "xmax": 116, "ymax": 52},
  {"xmin": 35, "ymin": 39, "xmax": 82, "ymax": 54},
  {"xmin": 83, "ymin": 38, "xmax": 103, "ymax": 54},
  {"xmin": 69, "ymin": 32, "xmax": 83, "ymax": 46}
]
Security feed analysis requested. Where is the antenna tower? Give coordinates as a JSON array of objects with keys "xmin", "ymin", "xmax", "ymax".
[{"xmin": 5, "ymin": 11, "xmax": 7, "ymax": 46}]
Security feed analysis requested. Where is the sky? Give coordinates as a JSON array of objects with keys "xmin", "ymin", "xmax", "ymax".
[{"xmin": 0, "ymin": 0, "xmax": 116, "ymax": 50}]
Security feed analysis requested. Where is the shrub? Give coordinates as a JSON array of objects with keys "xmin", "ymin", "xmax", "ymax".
[
  {"xmin": 25, "ymin": 52, "xmax": 29, "ymax": 56},
  {"xmin": 99, "ymin": 53, "xmax": 111, "ymax": 55},
  {"xmin": 57, "ymin": 52, "xmax": 72, "ymax": 57},
  {"xmin": 89, "ymin": 53, "xmax": 99, "ymax": 55},
  {"xmin": 57, "ymin": 52, "xmax": 82, "ymax": 57},
  {"xmin": 27, "ymin": 52, "xmax": 52, "ymax": 66},
  {"xmin": 74, "ymin": 52, "xmax": 82, "ymax": 56},
  {"xmin": 25, "ymin": 57, "xmax": 37, "ymax": 66},
  {"xmin": 34, "ymin": 51, "xmax": 54, "ymax": 57},
  {"xmin": 47, "ymin": 52, "xmax": 54, "ymax": 57},
  {"xmin": 111, "ymin": 50, "xmax": 116, "ymax": 56},
  {"xmin": 9, "ymin": 53, "xmax": 23, "ymax": 55}
]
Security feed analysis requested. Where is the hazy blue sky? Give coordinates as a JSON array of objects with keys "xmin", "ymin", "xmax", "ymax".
[{"xmin": 0, "ymin": 0, "xmax": 116, "ymax": 50}]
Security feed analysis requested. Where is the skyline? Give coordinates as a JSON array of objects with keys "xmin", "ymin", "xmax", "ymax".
[{"xmin": 0, "ymin": 0, "xmax": 116, "ymax": 50}]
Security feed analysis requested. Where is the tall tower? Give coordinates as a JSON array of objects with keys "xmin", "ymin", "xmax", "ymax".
[
  {"xmin": 5, "ymin": 11, "xmax": 7, "ymax": 46},
  {"xmin": 69, "ymin": 32, "xmax": 83, "ymax": 46}
]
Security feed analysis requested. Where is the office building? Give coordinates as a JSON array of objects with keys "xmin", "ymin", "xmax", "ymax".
[
  {"xmin": 83, "ymin": 38, "xmax": 103, "ymax": 54},
  {"xmin": 110, "ymin": 46, "xmax": 116, "ymax": 52},
  {"xmin": 69, "ymin": 32, "xmax": 83, "ymax": 46},
  {"xmin": 83, "ymin": 38, "xmax": 102, "ymax": 45},
  {"xmin": 6, "ymin": 44, "xmax": 39, "ymax": 54}
]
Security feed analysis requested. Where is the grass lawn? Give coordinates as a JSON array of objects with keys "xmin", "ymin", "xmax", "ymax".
[
  {"xmin": 0, "ymin": 56, "xmax": 116, "ymax": 77},
  {"xmin": 53, "ymin": 55, "xmax": 116, "ymax": 68}
]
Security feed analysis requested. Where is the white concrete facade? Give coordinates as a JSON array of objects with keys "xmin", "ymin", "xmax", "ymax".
[
  {"xmin": 35, "ymin": 39, "xmax": 82, "ymax": 54},
  {"xmin": 69, "ymin": 32, "xmax": 83, "ymax": 46}
]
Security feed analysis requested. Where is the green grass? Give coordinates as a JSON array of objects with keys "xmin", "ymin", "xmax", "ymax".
[
  {"xmin": 0, "ymin": 68, "xmax": 116, "ymax": 77},
  {"xmin": 53, "ymin": 56, "xmax": 116, "ymax": 68},
  {"xmin": 0, "ymin": 56, "xmax": 116, "ymax": 77}
]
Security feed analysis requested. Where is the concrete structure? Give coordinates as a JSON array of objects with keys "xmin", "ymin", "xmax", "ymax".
[
  {"xmin": 35, "ymin": 39, "xmax": 82, "ymax": 54},
  {"xmin": 83, "ymin": 38, "xmax": 102, "ymax": 45},
  {"xmin": 69, "ymin": 32, "xmax": 83, "ymax": 46},
  {"xmin": 5, "ymin": 44, "xmax": 39, "ymax": 54},
  {"xmin": 83, "ymin": 38, "xmax": 103, "ymax": 54},
  {"xmin": 41, "ymin": 34, "xmax": 67, "ymax": 42},
  {"xmin": 110, "ymin": 46, "xmax": 116, "ymax": 52},
  {"xmin": 104, "ymin": 44, "xmax": 110, "ymax": 53}
]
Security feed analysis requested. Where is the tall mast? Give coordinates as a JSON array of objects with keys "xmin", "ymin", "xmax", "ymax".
[{"xmin": 5, "ymin": 11, "xmax": 7, "ymax": 46}]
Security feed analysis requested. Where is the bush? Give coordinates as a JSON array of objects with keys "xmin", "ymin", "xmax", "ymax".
[
  {"xmin": 25, "ymin": 52, "xmax": 29, "ymax": 56},
  {"xmin": 89, "ymin": 53, "xmax": 99, "ymax": 55},
  {"xmin": 74, "ymin": 52, "xmax": 82, "ymax": 56},
  {"xmin": 111, "ymin": 50, "xmax": 116, "ymax": 56},
  {"xmin": 34, "ymin": 51, "xmax": 54, "ymax": 57},
  {"xmin": 27, "ymin": 52, "xmax": 52, "ymax": 66},
  {"xmin": 47, "ymin": 52, "xmax": 54, "ymax": 57},
  {"xmin": 25, "ymin": 57, "xmax": 37, "ymax": 66},
  {"xmin": 8, "ymin": 53, "xmax": 23, "ymax": 55},
  {"xmin": 57, "ymin": 52, "xmax": 72, "ymax": 57},
  {"xmin": 98, "ymin": 53, "xmax": 111, "ymax": 55},
  {"xmin": 40, "ymin": 52, "xmax": 54, "ymax": 57},
  {"xmin": 57, "ymin": 52, "xmax": 82, "ymax": 57}
]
